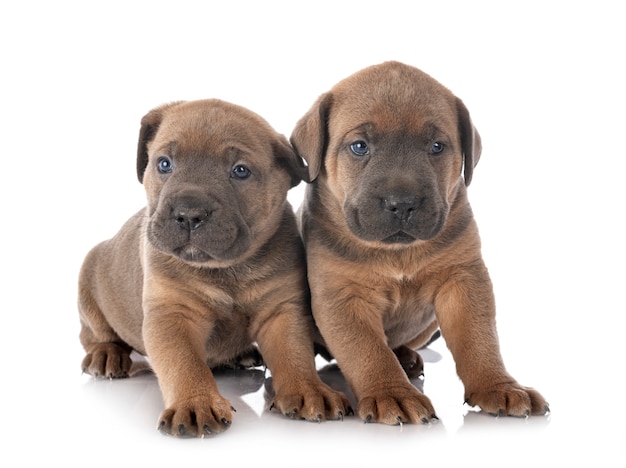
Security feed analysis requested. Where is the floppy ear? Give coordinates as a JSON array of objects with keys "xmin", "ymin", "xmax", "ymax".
[
  {"xmin": 136, "ymin": 101, "xmax": 184, "ymax": 183},
  {"xmin": 289, "ymin": 93, "xmax": 333, "ymax": 183},
  {"xmin": 456, "ymin": 97, "xmax": 482, "ymax": 186},
  {"xmin": 273, "ymin": 134, "xmax": 309, "ymax": 188}
]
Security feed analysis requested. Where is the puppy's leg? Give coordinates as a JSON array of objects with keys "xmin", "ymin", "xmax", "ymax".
[
  {"xmin": 78, "ymin": 286, "xmax": 132, "ymax": 379},
  {"xmin": 256, "ymin": 306, "xmax": 352, "ymax": 422},
  {"xmin": 312, "ymin": 284, "xmax": 436, "ymax": 425},
  {"xmin": 143, "ymin": 300, "xmax": 233, "ymax": 437},
  {"xmin": 434, "ymin": 263, "xmax": 549, "ymax": 416}
]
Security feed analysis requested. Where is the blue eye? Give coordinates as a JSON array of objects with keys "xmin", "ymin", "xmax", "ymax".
[
  {"xmin": 157, "ymin": 156, "xmax": 173, "ymax": 173},
  {"xmin": 350, "ymin": 140, "xmax": 369, "ymax": 157},
  {"xmin": 232, "ymin": 164, "xmax": 251, "ymax": 179},
  {"xmin": 429, "ymin": 142, "xmax": 445, "ymax": 154}
]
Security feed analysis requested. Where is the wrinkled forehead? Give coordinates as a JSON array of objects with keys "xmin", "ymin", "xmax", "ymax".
[
  {"xmin": 150, "ymin": 106, "xmax": 273, "ymax": 157},
  {"xmin": 330, "ymin": 68, "xmax": 458, "ymax": 135}
]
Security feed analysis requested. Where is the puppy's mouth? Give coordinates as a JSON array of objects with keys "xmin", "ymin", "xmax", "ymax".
[
  {"xmin": 173, "ymin": 244, "xmax": 213, "ymax": 263},
  {"xmin": 381, "ymin": 231, "xmax": 417, "ymax": 244}
]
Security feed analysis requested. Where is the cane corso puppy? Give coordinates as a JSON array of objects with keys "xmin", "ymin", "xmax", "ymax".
[
  {"xmin": 79, "ymin": 99, "xmax": 350, "ymax": 437},
  {"xmin": 290, "ymin": 61, "xmax": 549, "ymax": 424}
]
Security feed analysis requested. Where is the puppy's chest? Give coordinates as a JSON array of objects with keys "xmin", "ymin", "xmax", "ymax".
[
  {"xmin": 196, "ymin": 284, "xmax": 262, "ymax": 365},
  {"xmin": 193, "ymin": 275, "xmax": 264, "ymax": 318},
  {"xmin": 204, "ymin": 308, "xmax": 253, "ymax": 356},
  {"xmin": 194, "ymin": 267, "xmax": 278, "ymax": 322},
  {"xmin": 380, "ymin": 277, "xmax": 437, "ymax": 348}
]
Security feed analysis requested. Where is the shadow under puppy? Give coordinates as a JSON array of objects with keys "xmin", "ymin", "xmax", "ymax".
[
  {"xmin": 290, "ymin": 61, "xmax": 549, "ymax": 425},
  {"xmin": 78, "ymin": 99, "xmax": 350, "ymax": 437}
]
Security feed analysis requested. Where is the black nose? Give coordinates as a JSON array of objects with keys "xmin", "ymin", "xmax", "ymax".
[
  {"xmin": 174, "ymin": 206, "xmax": 209, "ymax": 232},
  {"xmin": 383, "ymin": 194, "xmax": 420, "ymax": 221}
]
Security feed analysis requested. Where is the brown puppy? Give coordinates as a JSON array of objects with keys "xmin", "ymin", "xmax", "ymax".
[
  {"xmin": 78, "ymin": 99, "xmax": 350, "ymax": 437},
  {"xmin": 290, "ymin": 61, "xmax": 549, "ymax": 424}
]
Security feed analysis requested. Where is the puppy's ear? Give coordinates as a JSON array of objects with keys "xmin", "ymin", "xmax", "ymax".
[
  {"xmin": 273, "ymin": 134, "xmax": 309, "ymax": 188},
  {"xmin": 289, "ymin": 93, "xmax": 333, "ymax": 183},
  {"xmin": 456, "ymin": 97, "xmax": 482, "ymax": 186},
  {"xmin": 136, "ymin": 101, "xmax": 184, "ymax": 183}
]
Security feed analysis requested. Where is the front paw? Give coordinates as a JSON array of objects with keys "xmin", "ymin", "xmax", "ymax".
[
  {"xmin": 465, "ymin": 383, "xmax": 549, "ymax": 417},
  {"xmin": 358, "ymin": 384, "xmax": 437, "ymax": 425},
  {"xmin": 270, "ymin": 381, "xmax": 352, "ymax": 422},
  {"xmin": 157, "ymin": 396, "xmax": 234, "ymax": 437},
  {"xmin": 216, "ymin": 346, "xmax": 264, "ymax": 370},
  {"xmin": 393, "ymin": 345, "xmax": 424, "ymax": 379}
]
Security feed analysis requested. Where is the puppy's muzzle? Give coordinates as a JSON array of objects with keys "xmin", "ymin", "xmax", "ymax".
[
  {"xmin": 345, "ymin": 186, "xmax": 447, "ymax": 245},
  {"xmin": 148, "ymin": 190, "xmax": 250, "ymax": 264}
]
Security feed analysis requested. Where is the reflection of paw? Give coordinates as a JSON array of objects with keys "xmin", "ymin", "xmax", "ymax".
[
  {"xmin": 465, "ymin": 383, "xmax": 550, "ymax": 417},
  {"xmin": 81, "ymin": 342, "xmax": 132, "ymax": 379},
  {"xmin": 157, "ymin": 396, "xmax": 234, "ymax": 438}
]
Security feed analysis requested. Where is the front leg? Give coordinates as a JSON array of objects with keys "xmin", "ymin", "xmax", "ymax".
[
  {"xmin": 310, "ymin": 277, "xmax": 436, "ymax": 425},
  {"xmin": 434, "ymin": 262, "xmax": 549, "ymax": 416},
  {"xmin": 256, "ymin": 303, "xmax": 352, "ymax": 422},
  {"xmin": 143, "ymin": 300, "xmax": 233, "ymax": 437}
]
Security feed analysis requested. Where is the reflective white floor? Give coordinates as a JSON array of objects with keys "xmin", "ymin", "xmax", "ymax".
[{"xmin": 20, "ymin": 333, "xmax": 617, "ymax": 468}]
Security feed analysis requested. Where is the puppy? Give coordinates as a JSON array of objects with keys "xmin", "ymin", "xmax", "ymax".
[
  {"xmin": 78, "ymin": 99, "xmax": 350, "ymax": 437},
  {"xmin": 290, "ymin": 61, "xmax": 549, "ymax": 424}
]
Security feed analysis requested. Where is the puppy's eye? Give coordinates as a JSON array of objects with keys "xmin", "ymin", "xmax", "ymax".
[
  {"xmin": 157, "ymin": 156, "xmax": 173, "ymax": 173},
  {"xmin": 232, "ymin": 164, "xmax": 251, "ymax": 179},
  {"xmin": 429, "ymin": 142, "xmax": 445, "ymax": 154},
  {"xmin": 350, "ymin": 141, "xmax": 369, "ymax": 157}
]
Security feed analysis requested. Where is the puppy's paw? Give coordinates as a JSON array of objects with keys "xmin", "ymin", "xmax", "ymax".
[
  {"xmin": 81, "ymin": 342, "xmax": 132, "ymax": 379},
  {"xmin": 157, "ymin": 395, "xmax": 234, "ymax": 438},
  {"xmin": 217, "ymin": 346, "xmax": 264, "ymax": 370},
  {"xmin": 358, "ymin": 384, "xmax": 437, "ymax": 425},
  {"xmin": 465, "ymin": 383, "xmax": 550, "ymax": 417},
  {"xmin": 270, "ymin": 381, "xmax": 352, "ymax": 422},
  {"xmin": 393, "ymin": 345, "xmax": 424, "ymax": 379}
]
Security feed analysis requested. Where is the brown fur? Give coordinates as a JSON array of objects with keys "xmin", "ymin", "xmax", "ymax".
[
  {"xmin": 290, "ymin": 61, "xmax": 549, "ymax": 424},
  {"xmin": 78, "ymin": 99, "xmax": 350, "ymax": 437}
]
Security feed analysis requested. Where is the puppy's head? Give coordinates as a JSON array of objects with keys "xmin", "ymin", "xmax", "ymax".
[
  {"xmin": 136, "ymin": 99, "xmax": 306, "ymax": 267},
  {"xmin": 291, "ymin": 61, "xmax": 481, "ymax": 247}
]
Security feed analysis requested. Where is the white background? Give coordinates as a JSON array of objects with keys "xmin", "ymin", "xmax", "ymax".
[{"xmin": 1, "ymin": 1, "xmax": 624, "ymax": 466}]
